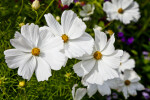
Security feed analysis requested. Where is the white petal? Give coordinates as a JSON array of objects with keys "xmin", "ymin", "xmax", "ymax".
[
  {"xmin": 68, "ymin": 17, "xmax": 86, "ymax": 39},
  {"xmin": 79, "ymin": 10, "xmax": 88, "ymax": 17},
  {"xmin": 74, "ymin": 88, "xmax": 87, "ymax": 100},
  {"xmin": 121, "ymin": 51, "xmax": 130, "ymax": 63},
  {"xmin": 119, "ymin": 59, "xmax": 135, "ymax": 72},
  {"xmin": 64, "ymin": 41, "xmax": 85, "ymax": 58},
  {"xmin": 122, "ymin": 87, "xmax": 129, "ymax": 99},
  {"xmin": 73, "ymin": 59, "xmax": 96, "ymax": 77},
  {"xmin": 10, "ymin": 32, "xmax": 32, "ymax": 52},
  {"xmin": 76, "ymin": 53, "xmax": 93, "ymax": 61},
  {"xmin": 61, "ymin": 10, "xmax": 77, "ymax": 34},
  {"xmin": 61, "ymin": 0, "xmax": 73, "ymax": 6},
  {"xmin": 42, "ymin": 50, "xmax": 65, "ymax": 70},
  {"xmin": 40, "ymin": 37, "xmax": 64, "ymax": 52},
  {"xmin": 127, "ymin": 85, "xmax": 137, "ymax": 96},
  {"xmin": 18, "ymin": 55, "xmax": 36, "ymax": 80},
  {"xmin": 121, "ymin": 70, "xmax": 140, "ymax": 82},
  {"xmin": 21, "ymin": 23, "xmax": 39, "ymax": 47},
  {"xmin": 102, "ymin": 50, "xmax": 123, "ymax": 69},
  {"xmin": 106, "ymin": 78, "xmax": 122, "ymax": 90},
  {"xmin": 122, "ymin": 0, "xmax": 133, "ymax": 9},
  {"xmin": 44, "ymin": 13, "xmax": 63, "ymax": 36},
  {"xmin": 70, "ymin": 33, "xmax": 94, "ymax": 55},
  {"xmin": 72, "ymin": 84, "xmax": 78, "ymax": 99},
  {"xmin": 4, "ymin": 49, "xmax": 30, "ymax": 69},
  {"xmin": 101, "ymin": 34, "xmax": 115, "ymax": 55},
  {"xmin": 133, "ymin": 83, "xmax": 145, "ymax": 91},
  {"xmin": 87, "ymin": 84, "xmax": 97, "ymax": 97},
  {"xmin": 97, "ymin": 83, "xmax": 111, "ymax": 96},
  {"xmin": 35, "ymin": 57, "xmax": 52, "ymax": 81},
  {"xmin": 94, "ymin": 29, "xmax": 107, "ymax": 51},
  {"xmin": 103, "ymin": 1, "xmax": 117, "ymax": 13}
]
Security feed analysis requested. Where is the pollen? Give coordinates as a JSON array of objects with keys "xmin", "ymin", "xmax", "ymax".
[
  {"xmin": 19, "ymin": 81, "xmax": 25, "ymax": 87},
  {"xmin": 118, "ymin": 8, "xmax": 124, "ymax": 14},
  {"xmin": 61, "ymin": 34, "xmax": 69, "ymax": 43},
  {"xmin": 124, "ymin": 80, "xmax": 131, "ymax": 86},
  {"xmin": 32, "ymin": 48, "xmax": 40, "ymax": 56},
  {"xmin": 93, "ymin": 51, "xmax": 102, "ymax": 60}
]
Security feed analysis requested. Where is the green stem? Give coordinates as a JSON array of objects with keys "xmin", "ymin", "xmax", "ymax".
[
  {"xmin": 35, "ymin": 0, "xmax": 54, "ymax": 24},
  {"xmin": 102, "ymin": 21, "xmax": 113, "ymax": 30},
  {"xmin": 18, "ymin": 0, "xmax": 24, "ymax": 15}
]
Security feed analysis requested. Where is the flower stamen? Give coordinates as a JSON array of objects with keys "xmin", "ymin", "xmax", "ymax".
[
  {"xmin": 118, "ymin": 8, "xmax": 124, "ymax": 14},
  {"xmin": 32, "ymin": 48, "xmax": 40, "ymax": 56},
  {"xmin": 124, "ymin": 80, "xmax": 131, "ymax": 86},
  {"xmin": 93, "ymin": 51, "xmax": 102, "ymax": 60},
  {"xmin": 62, "ymin": 34, "xmax": 69, "ymax": 43}
]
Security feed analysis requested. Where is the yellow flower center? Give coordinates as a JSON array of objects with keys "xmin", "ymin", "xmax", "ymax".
[
  {"xmin": 118, "ymin": 8, "xmax": 124, "ymax": 14},
  {"xmin": 107, "ymin": 30, "xmax": 114, "ymax": 35},
  {"xmin": 61, "ymin": 34, "xmax": 69, "ymax": 43},
  {"xmin": 124, "ymin": 80, "xmax": 131, "ymax": 86},
  {"xmin": 93, "ymin": 51, "xmax": 102, "ymax": 60},
  {"xmin": 32, "ymin": 48, "xmax": 40, "ymax": 56},
  {"xmin": 19, "ymin": 81, "xmax": 25, "ymax": 87}
]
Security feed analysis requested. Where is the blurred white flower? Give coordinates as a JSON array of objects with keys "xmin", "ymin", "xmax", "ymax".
[
  {"xmin": 103, "ymin": 0, "xmax": 140, "ymax": 24},
  {"xmin": 61, "ymin": 0, "xmax": 73, "ymax": 6},
  {"xmin": 119, "ymin": 51, "xmax": 135, "ymax": 72},
  {"xmin": 72, "ymin": 84, "xmax": 87, "ymax": 100},
  {"xmin": 80, "ymin": 4, "xmax": 95, "ymax": 21},
  {"xmin": 44, "ymin": 10, "xmax": 94, "ymax": 66},
  {"xmin": 32, "ymin": 0, "xmax": 40, "ymax": 10},
  {"xmin": 73, "ymin": 29, "xmax": 123, "ymax": 85},
  {"xmin": 94, "ymin": 25, "xmax": 102, "ymax": 31},
  {"xmin": 118, "ymin": 70, "xmax": 145, "ymax": 99},
  {"xmin": 82, "ymin": 78, "xmax": 120, "ymax": 97},
  {"xmin": 4, "ymin": 23, "xmax": 65, "ymax": 81}
]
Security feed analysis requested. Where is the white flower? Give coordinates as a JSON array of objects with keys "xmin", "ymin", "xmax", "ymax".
[
  {"xmin": 80, "ymin": 4, "xmax": 95, "ymax": 21},
  {"xmin": 44, "ymin": 10, "xmax": 94, "ymax": 65},
  {"xmin": 72, "ymin": 84, "xmax": 87, "ymax": 100},
  {"xmin": 82, "ymin": 78, "xmax": 120, "ymax": 97},
  {"xmin": 119, "ymin": 51, "xmax": 135, "ymax": 72},
  {"xmin": 94, "ymin": 25, "xmax": 102, "ymax": 31},
  {"xmin": 4, "ymin": 23, "xmax": 65, "ymax": 81},
  {"xmin": 73, "ymin": 29, "xmax": 123, "ymax": 85},
  {"xmin": 61, "ymin": 0, "xmax": 73, "ymax": 6},
  {"xmin": 32, "ymin": 0, "xmax": 40, "ymax": 10},
  {"xmin": 118, "ymin": 70, "xmax": 145, "ymax": 99},
  {"xmin": 103, "ymin": 0, "xmax": 140, "ymax": 24}
]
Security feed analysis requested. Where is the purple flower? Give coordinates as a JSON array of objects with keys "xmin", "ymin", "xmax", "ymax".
[
  {"xmin": 74, "ymin": 0, "xmax": 79, "ymax": 3},
  {"xmin": 104, "ymin": 0, "xmax": 111, "ymax": 2},
  {"xmin": 145, "ymin": 88, "xmax": 150, "ymax": 92},
  {"xmin": 112, "ymin": 93, "xmax": 118, "ymax": 99},
  {"xmin": 142, "ymin": 92, "xmax": 150, "ymax": 100},
  {"xmin": 127, "ymin": 37, "xmax": 134, "ymax": 45},
  {"xmin": 106, "ymin": 95, "xmax": 111, "ymax": 100},
  {"xmin": 118, "ymin": 32, "xmax": 124, "ymax": 38},
  {"xmin": 143, "ymin": 51, "xmax": 149, "ymax": 56},
  {"xmin": 121, "ymin": 37, "xmax": 126, "ymax": 42}
]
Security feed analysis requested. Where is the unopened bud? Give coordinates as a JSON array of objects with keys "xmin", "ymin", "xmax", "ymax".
[
  {"xmin": 56, "ymin": 16, "xmax": 60, "ymax": 21},
  {"xmin": 32, "ymin": 0, "xmax": 40, "ymax": 10},
  {"xmin": 19, "ymin": 81, "xmax": 25, "ymax": 87},
  {"xmin": 19, "ymin": 23, "xmax": 25, "ymax": 27}
]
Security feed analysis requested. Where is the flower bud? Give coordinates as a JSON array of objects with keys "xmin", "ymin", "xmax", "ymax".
[
  {"xmin": 19, "ymin": 81, "xmax": 25, "ymax": 87},
  {"xmin": 32, "ymin": 0, "xmax": 40, "ymax": 10},
  {"xmin": 56, "ymin": 16, "xmax": 60, "ymax": 21},
  {"xmin": 19, "ymin": 23, "xmax": 25, "ymax": 27}
]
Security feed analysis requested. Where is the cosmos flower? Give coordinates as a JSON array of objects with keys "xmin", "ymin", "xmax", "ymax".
[
  {"xmin": 73, "ymin": 29, "xmax": 123, "ymax": 85},
  {"xmin": 72, "ymin": 84, "xmax": 87, "ymax": 100},
  {"xmin": 117, "ymin": 70, "xmax": 145, "ymax": 99},
  {"xmin": 79, "ymin": 4, "xmax": 95, "ymax": 21},
  {"xmin": 119, "ymin": 51, "xmax": 135, "ymax": 72},
  {"xmin": 44, "ymin": 10, "xmax": 94, "ymax": 65},
  {"xmin": 61, "ymin": 0, "xmax": 73, "ymax": 6},
  {"xmin": 4, "ymin": 23, "xmax": 65, "ymax": 81},
  {"xmin": 83, "ymin": 78, "xmax": 120, "ymax": 97},
  {"xmin": 103, "ymin": 0, "xmax": 140, "ymax": 24}
]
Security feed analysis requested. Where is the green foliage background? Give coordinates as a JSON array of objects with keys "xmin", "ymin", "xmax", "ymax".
[{"xmin": 0, "ymin": 0, "xmax": 150, "ymax": 100}]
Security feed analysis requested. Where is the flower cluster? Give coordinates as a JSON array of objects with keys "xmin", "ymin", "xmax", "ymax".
[{"xmin": 3, "ymin": 0, "xmax": 144, "ymax": 99}]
